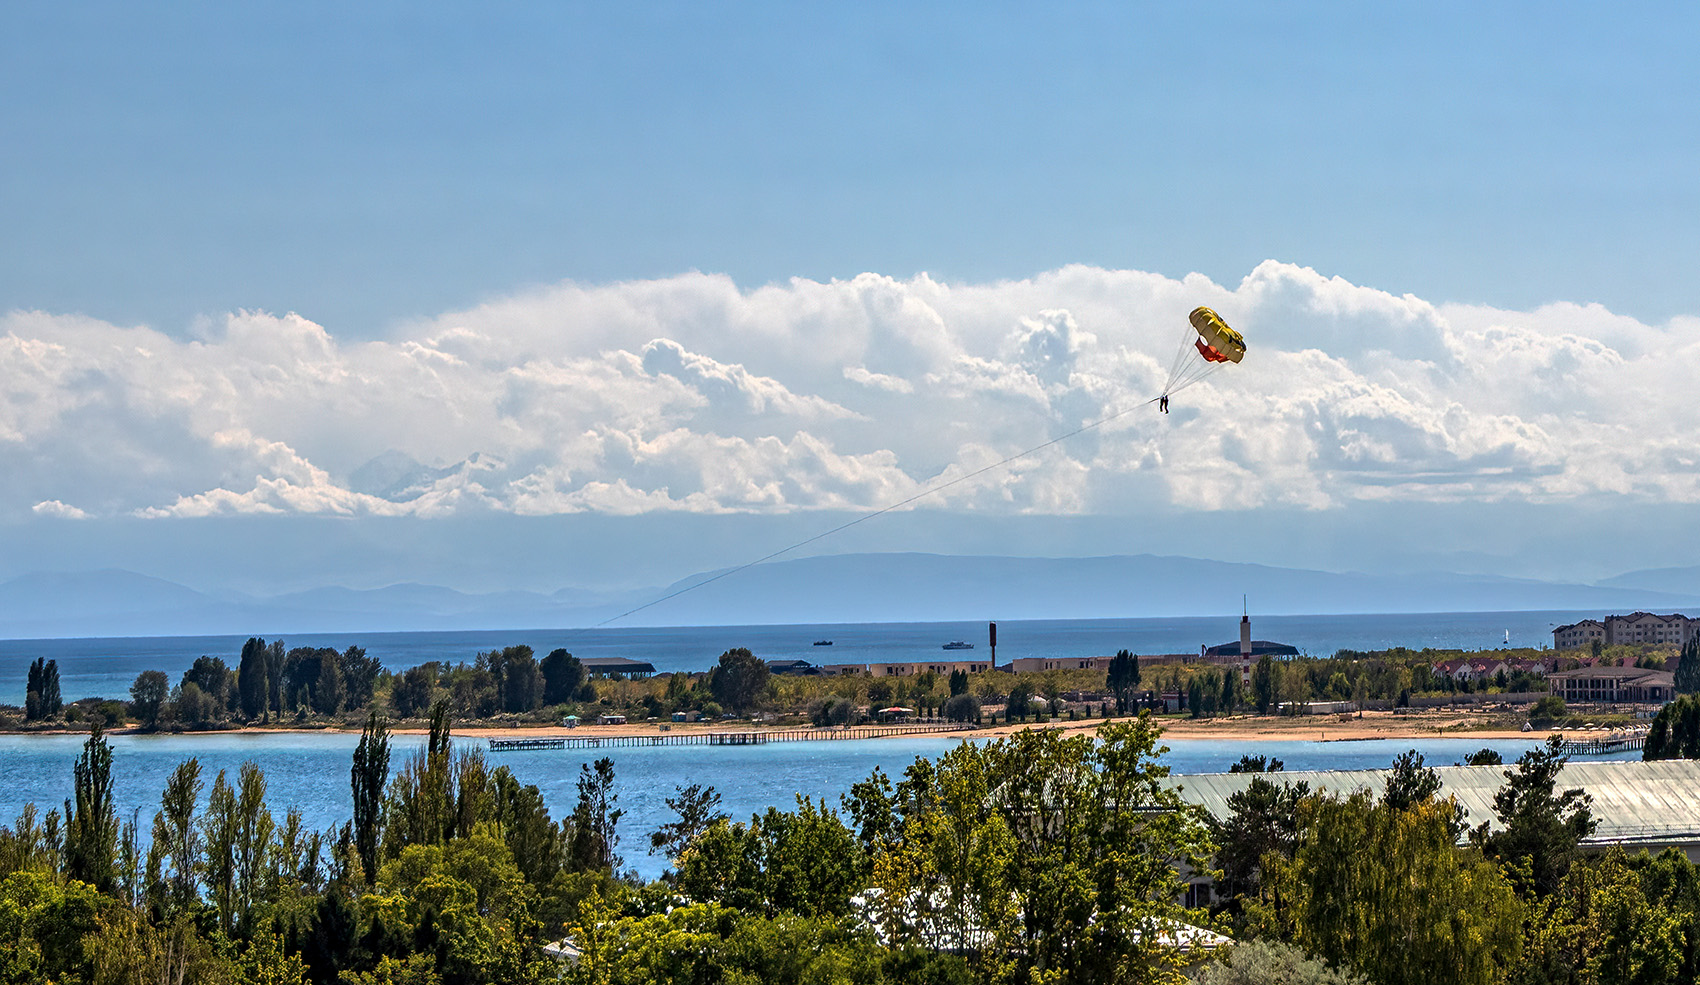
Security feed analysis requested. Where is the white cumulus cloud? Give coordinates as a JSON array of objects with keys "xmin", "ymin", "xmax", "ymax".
[{"xmin": 2, "ymin": 261, "xmax": 1696, "ymax": 524}]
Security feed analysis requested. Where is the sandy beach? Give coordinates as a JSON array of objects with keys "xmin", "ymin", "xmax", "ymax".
[{"xmin": 60, "ymin": 707, "xmax": 1546, "ymax": 745}]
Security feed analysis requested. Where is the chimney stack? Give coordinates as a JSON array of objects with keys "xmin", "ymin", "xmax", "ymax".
[{"xmin": 1239, "ymin": 598, "xmax": 1252, "ymax": 684}]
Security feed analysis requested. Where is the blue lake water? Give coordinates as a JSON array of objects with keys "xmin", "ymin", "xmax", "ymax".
[
  {"xmin": 0, "ymin": 609, "xmax": 1590, "ymax": 705},
  {"xmin": 0, "ymin": 730, "xmax": 1628, "ymax": 881}
]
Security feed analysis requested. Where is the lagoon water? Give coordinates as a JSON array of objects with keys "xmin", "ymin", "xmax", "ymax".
[
  {"xmin": 0, "ymin": 730, "xmax": 1633, "ymax": 881},
  {"xmin": 0, "ymin": 609, "xmax": 1609, "ymax": 880},
  {"xmin": 1, "ymin": 609, "xmax": 1590, "ymax": 705}
]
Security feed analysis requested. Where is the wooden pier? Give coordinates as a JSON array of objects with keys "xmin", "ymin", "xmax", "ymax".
[
  {"xmin": 488, "ymin": 723, "xmax": 975, "ymax": 753},
  {"xmin": 1558, "ymin": 733, "xmax": 1645, "ymax": 756}
]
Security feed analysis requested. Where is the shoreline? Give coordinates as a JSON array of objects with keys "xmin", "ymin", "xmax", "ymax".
[{"xmin": 1, "ymin": 709, "xmax": 1559, "ymax": 745}]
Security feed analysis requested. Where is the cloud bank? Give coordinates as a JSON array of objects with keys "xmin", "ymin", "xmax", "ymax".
[{"xmin": 5, "ymin": 261, "xmax": 1697, "ymax": 524}]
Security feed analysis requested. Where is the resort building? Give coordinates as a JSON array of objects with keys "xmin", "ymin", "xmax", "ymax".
[
  {"xmin": 1199, "ymin": 639, "xmax": 1299, "ymax": 659},
  {"xmin": 1554, "ymin": 612, "xmax": 1697, "ymax": 651},
  {"xmin": 1545, "ymin": 665, "xmax": 1675, "ymax": 705},
  {"xmin": 578, "ymin": 656, "xmax": 656, "ymax": 679},
  {"xmin": 866, "ymin": 658, "xmax": 996, "ymax": 676},
  {"xmin": 1007, "ymin": 656, "xmax": 1113, "ymax": 673}
]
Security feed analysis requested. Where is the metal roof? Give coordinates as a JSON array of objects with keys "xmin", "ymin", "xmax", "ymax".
[{"xmin": 1169, "ymin": 759, "xmax": 1700, "ymax": 848}]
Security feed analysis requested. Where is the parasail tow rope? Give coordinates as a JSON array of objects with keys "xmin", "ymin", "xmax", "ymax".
[{"xmin": 582, "ymin": 392, "xmax": 1170, "ymax": 632}]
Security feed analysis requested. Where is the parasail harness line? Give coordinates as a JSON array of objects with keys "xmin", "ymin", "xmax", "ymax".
[{"xmin": 582, "ymin": 394, "xmax": 1162, "ymax": 633}]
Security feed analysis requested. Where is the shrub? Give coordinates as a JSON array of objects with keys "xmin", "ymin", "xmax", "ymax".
[
  {"xmin": 942, "ymin": 693, "xmax": 980, "ymax": 723},
  {"xmin": 1529, "ymin": 693, "xmax": 1566, "ymax": 724}
]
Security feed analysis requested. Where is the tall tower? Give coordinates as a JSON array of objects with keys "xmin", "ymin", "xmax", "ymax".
[{"xmin": 1239, "ymin": 596, "xmax": 1252, "ymax": 684}]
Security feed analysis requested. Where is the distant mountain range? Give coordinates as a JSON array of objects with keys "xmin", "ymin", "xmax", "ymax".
[{"xmin": 2, "ymin": 554, "xmax": 1697, "ymax": 639}]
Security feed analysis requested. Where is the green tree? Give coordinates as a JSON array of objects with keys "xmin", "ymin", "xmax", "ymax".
[
  {"xmin": 339, "ymin": 645, "xmax": 384, "ymax": 709},
  {"xmin": 0, "ymin": 870, "xmax": 112, "ymax": 985},
  {"xmin": 708, "ymin": 648, "xmax": 769, "ymax": 714},
  {"xmin": 314, "ymin": 650, "xmax": 345, "ymax": 715},
  {"xmin": 1107, "ymin": 649, "xmax": 1141, "ymax": 713},
  {"xmin": 1515, "ymin": 848, "xmax": 1688, "ymax": 985},
  {"xmin": 238, "ymin": 637, "xmax": 270, "ymax": 721},
  {"xmin": 1193, "ymin": 939, "xmax": 1368, "ymax": 985},
  {"xmin": 1005, "ymin": 680, "xmax": 1032, "ymax": 721},
  {"xmin": 1381, "ymin": 749, "xmax": 1442, "ymax": 813},
  {"xmin": 202, "ymin": 769, "xmax": 240, "ymax": 935},
  {"xmin": 391, "ymin": 664, "xmax": 436, "ymax": 718},
  {"xmin": 351, "ymin": 711, "xmax": 390, "ymax": 884},
  {"xmin": 129, "ymin": 669, "xmax": 170, "ymax": 727},
  {"xmin": 63, "ymin": 726, "xmax": 119, "ymax": 893},
  {"xmin": 1676, "ymin": 636, "xmax": 1700, "ymax": 695},
  {"xmin": 1530, "ymin": 692, "xmax": 1567, "ymax": 725},
  {"xmin": 1212, "ymin": 774, "xmax": 1310, "ymax": 905},
  {"xmin": 851, "ymin": 718, "xmax": 1215, "ymax": 982},
  {"xmin": 1222, "ymin": 666, "xmax": 1240, "ymax": 714},
  {"xmin": 941, "ymin": 692, "xmax": 979, "ymax": 723},
  {"xmin": 383, "ymin": 700, "xmax": 460, "ymax": 854},
  {"xmin": 570, "ymin": 757, "xmax": 623, "ymax": 874},
  {"xmin": 650, "ymin": 783, "xmax": 726, "ymax": 859},
  {"xmin": 264, "ymin": 638, "xmax": 286, "ymax": 722},
  {"xmin": 181, "ymin": 655, "xmax": 234, "ymax": 714},
  {"xmin": 483, "ymin": 645, "xmax": 541, "ymax": 714},
  {"xmin": 1252, "ymin": 654, "xmax": 1277, "ymax": 714},
  {"xmin": 24, "ymin": 658, "xmax": 61, "ymax": 721},
  {"xmin": 489, "ymin": 766, "xmax": 565, "ymax": 887},
  {"xmin": 1258, "ymin": 793, "xmax": 1522, "ymax": 985},
  {"xmin": 231, "ymin": 761, "xmax": 276, "ymax": 934},
  {"xmin": 25, "ymin": 657, "xmax": 45, "ymax": 721},
  {"xmin": 541, "ymin": 648, "xmax": 585, "ymax": 706},
  {"xmin": 1476, "ymin": 735, "xmax": 1596, "ymax": 897},
  {"xmin": 149, "ymin": 757, "xmax": 203, "ymax": 913},
  {"xmin": 947, "ymin": 669, "xmax": 969, "ymax": 697},
  {"xmin": 1643, "ymin": 694, "xmax": 1700, "ymax": 760}
]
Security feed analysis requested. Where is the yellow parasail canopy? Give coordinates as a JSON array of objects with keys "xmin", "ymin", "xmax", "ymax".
[{"xmin": 1187, "ymin": 307, "xmax": 1246, "ymax": 364}]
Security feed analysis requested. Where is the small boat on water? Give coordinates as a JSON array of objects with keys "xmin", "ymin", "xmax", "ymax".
[
  {"xmin": 941, "ymin": 641, "xmax": 974, "ymax": 650},
  {"xmin": 813, "ymin": 640, "xmax": 834, "ymax": 646}
]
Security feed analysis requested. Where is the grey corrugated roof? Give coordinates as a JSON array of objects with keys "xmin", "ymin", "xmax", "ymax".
[{"xmin": 1169, "ymin": 759, "xmax": 1700, "ymax": 847}]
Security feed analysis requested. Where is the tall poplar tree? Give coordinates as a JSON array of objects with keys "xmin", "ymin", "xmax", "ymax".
[
  {"xmin": 237, "ymin": 637, "xmax": 268, "ymax": 721},
  {"xmin": 64, "ymin": 726, "xmax": 119, "ymax": 892},
  {"xmin": 264, "ymin": 639, "xmax": 286, "ymax": 721},
  {"xmin": 151, "ymin": 757, "xmax": 203, "ymax": 912},
  {"xmin": 350, "ymin": 711, "xmax": 389, "ymax": 884}
]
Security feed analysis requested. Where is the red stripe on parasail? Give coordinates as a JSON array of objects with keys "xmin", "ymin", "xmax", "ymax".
[{"xmin": 1195, "ymin": 339, "xmax": 1229, "ymax": 363}]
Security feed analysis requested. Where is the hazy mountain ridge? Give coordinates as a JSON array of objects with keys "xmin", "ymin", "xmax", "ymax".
[
  {"xmin": 1597, "ymin": 565, "xmax": 1700, "ymax": 597},
  {"xmin": 2, "ymin": 555, "xmax": 1696, "ymax": 639}
]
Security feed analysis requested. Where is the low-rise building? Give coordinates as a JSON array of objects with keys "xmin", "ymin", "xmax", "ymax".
[
  {"xmin": 1546, "ymin": 665, "xmax": 1675, "ymax": 705},
  {"xmin": 1007, "ymin": 656, "xmax": 1113, "ymax": 673},
  {"xmin": 579, "ymin": 656, "xmax": 657, "ymax": 679},
  {"xmin": 867, "ymin": 659, "xmax": 996, "ymax": 676}
]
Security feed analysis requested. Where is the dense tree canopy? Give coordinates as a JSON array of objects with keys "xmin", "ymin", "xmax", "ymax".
[{"xmin": 708, "ymin": 648, "xmax": 770, "ymax": 714}]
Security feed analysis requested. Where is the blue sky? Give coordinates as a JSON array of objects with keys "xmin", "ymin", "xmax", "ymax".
[
  {"xmin": 3, "ymin": 3, "xmax": 1699, "ymax": 603},
  {"xmin": 5, "ymin": 3, "xmax": 1696, "ymax": 333}
]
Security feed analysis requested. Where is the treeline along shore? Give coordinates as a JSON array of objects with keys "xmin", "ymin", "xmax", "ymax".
[
  {"xmin": 12, "ymin": 695, "xmax": 1700, "ymax": 983},
  {"xmin": 8, "ymin": 632, "xmax": 1698, "ymax": 737}
]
